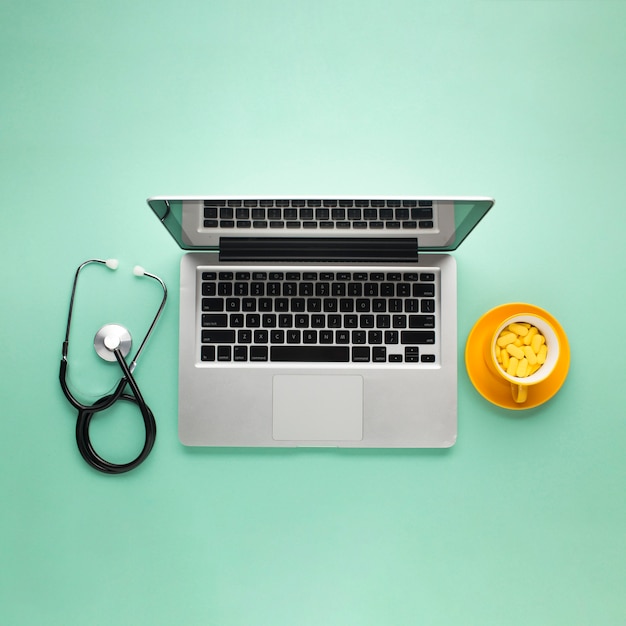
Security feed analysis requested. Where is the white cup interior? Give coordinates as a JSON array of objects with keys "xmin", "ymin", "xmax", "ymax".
[{"xmin": 491, "ymin": 314, "xmax": 559, "ymax": 384}]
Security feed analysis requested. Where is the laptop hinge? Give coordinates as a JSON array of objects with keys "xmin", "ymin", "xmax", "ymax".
[{"xmin": 219, "ymin": 237, "xmax": 418, "ymax": 263}]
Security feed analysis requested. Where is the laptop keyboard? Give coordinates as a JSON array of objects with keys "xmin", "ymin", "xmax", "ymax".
[
  {"xmin": 203, "ymin": 199, "xmax": 435, "ymax": 231},
  {"xmin": 199, "ymin": 269, "xmax": 439, "ymax": 364}
]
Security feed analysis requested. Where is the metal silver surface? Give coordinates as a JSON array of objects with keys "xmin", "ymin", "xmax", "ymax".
[
  {"xmin": 177, "ymin": 253, "xmax": 457, "ymax": 448},
  {"xmin": 94, "ymin": 324, "xmax": 132, "ymax": 362}
]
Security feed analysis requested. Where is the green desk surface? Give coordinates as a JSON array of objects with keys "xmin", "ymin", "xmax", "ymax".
[{"xmin": 1, "ymin": 2, "xmax": 624, "ymax": 624}]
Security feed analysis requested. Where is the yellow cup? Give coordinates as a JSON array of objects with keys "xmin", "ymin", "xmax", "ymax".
[{"xmin": 490, "ymin": 314, "xmax": 560, "ymax": 404}]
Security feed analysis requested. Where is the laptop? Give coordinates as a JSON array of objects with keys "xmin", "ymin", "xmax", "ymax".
[{"xmin": 148, "ymin": 196, "xmax": 494, "ymax": 448}]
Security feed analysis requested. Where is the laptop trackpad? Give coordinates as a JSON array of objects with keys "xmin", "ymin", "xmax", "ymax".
[{"xmin": 272, "ymin": 375, "xmax": 363, "ymax": 441}]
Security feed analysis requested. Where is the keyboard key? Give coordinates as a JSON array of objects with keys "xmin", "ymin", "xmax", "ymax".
[
  {"xmin": 230, "ymin": 314, "xmax": 244, "ymax": 327},
  {"xmin": 202, "ymin": 330, "xmax": 235, "ymax": 343},
  {"xmin": 413, "ymin": 283, "xmax": 435, "ymax": 297},
  {"xmin": 320, "ymin": 330, "xmax": 333, "ymax": 343},
  {"xmin": 352, "ymin": 347, "xmax": 370, "ymax": 362},
  {"xmin": 303, "ymin": 330, "xmax": 317, "ymax": 343},
  {"xmin": 271, "ymin": 330, "xmax": 284, "ymax": 343},
  {"xmin": 409, "ymin": 315, "xmax": 435, "ymax": 328},
  {"xmin": 392, "ymin": 315, "xmax": 406, "ymax": 328},
  {"xmin": 368, "ymin": 330, "xmax": 383, "ymax": 344},
  {"xmin": 202, "ymin": 314, "xmax": 228, "ymax": 327},
  {"xmin": 352, "ymin": 330, "xmax": 367, "ymax": 344},
  {"xmin": 373, "ymin": 347, "xmax": 386, "ymax": 362},
  {"xmin": 234, "ymin": 346, "xmax": 248, "ymax": 361},
  {"xmin": 271, "ymin": 346, "xmax": 349, "ymax": 362},
  {"xmin": 385, "ymin": 331, "xmax": 399, "ymax": 344},
  {"xmin": 202, "ymin": 298, "xmax": 224, "ymax": 311},
  {"xmin": 250, "ymin": 346, "xmax": 268, "ymax": 361},
  {"xmin": 254, "ymin": 330, "xmax": 268, "ymax": 343},
  {"xmin": 412, "ymin": 207, "xmax": 433, "ymax": 219},
  {"xmin": 336, "ymin": 330, "xmax": 350, "ymax": 343},
  {"xmin": 238, "ymin": 329, "xmax": 252, "ymax": 343},
  {"xmin": 217, "ymin": 346, "xmax": 232, "ymax": 361},
  {"xmin": 421, "ymin": 300, "xmax": 436, "ymax": 313},
  {"xmin": 360, "ymin": 315, "xmax": 374, "ymax": 328},
  {"xmin": 201, "ymin": 346, "xmax": 216, "ymax": 361},
  {"xmin": 401, "ymin": 331, "xmax": 435, "ymax": 344},
  {"xmin": 405, "ymin": 347, "xmax": 420, "ymax": 362}
]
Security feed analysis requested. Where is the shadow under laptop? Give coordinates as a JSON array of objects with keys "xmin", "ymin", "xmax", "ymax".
[{"xmin": 179, "ymin": 445, "xmax": 454, "ymax": 461}]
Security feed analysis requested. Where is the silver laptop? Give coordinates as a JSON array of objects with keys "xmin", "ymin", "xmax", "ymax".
[{"xmin": 148, "ymin": 196, "xmax": 493, "ymax": 448}]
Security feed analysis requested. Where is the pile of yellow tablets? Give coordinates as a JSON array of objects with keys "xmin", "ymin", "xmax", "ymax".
[{"xmin": 495, "ymin": 322, "xmax": 548, "ymax": 378}]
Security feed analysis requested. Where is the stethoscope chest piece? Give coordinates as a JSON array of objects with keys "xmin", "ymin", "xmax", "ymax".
[{"xmin": 94, "ymin": 324, "xmax": 132, "ymax": 362}]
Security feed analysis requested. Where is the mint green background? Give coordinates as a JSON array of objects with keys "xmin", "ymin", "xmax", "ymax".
[{"xmin": 1, "ymin": 1, "xmax": 625, "ymax": 624}]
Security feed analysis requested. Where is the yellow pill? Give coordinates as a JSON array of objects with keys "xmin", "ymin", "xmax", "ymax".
[
  {"xmin": 508, "ymin": 323, "xmax": 529, "ymax": 336},
  {"xmin": 531, "ymin": 333, "xmax": 545, "ymax": 354},
  {"xmin": 528, "ymin": 362, "xmax": 541, "ymax": 376},
  {"xmin": 523, "ymin": 326, "xmax": 538, "ymax": 345},
  {"xmin": 501, "ymin": 349, "xmax": 510, "ymax": 369},
  {"xmin": 495, "ymin": 345, "xmax": 502, "ymax": 363},
  {"xmin": 522, "ymin": 345, "xmax": 537, "ymax": 365},
  {"xmin": 537, "ymin": 344, "xmax": 547, "ymax": 365},
  {"xmin": 497, "ymin": 332, "xmax": 517, "ymax": 347},
  {"xmin": 506, "ymin": 344, "xmax": 525, "ymax": 360},
  {"xmin": 507, "ymin": 357, "xmax": 519, "ymax": 376},
  {"xmin": 516, "ymin": 358, "xmax": 529, "ymax": 377}
]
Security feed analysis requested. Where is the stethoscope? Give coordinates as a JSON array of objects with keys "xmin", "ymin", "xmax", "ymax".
[{"xmin": 60, "ymin": 258, "xmax": 167, "ymax": 474}]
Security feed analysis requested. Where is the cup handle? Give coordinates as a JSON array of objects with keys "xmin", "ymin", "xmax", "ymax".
[{"xmin": 511, "ymin": 383, "xmax": 528, "ymax": 403}]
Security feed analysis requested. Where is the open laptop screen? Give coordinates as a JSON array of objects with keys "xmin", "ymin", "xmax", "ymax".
[{"xmin": 147, "ymin": 196, "xmax": 493, "ymax": 252}]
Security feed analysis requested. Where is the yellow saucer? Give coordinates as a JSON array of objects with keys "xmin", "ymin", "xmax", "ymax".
[{"xmin": 465, "ymin": 303, "xmax": 570, "ymax": 410}]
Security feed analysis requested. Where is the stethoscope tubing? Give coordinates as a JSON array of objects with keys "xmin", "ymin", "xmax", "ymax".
[{"xmin": 73, "ymin": 348, "xmax": 156, "ymax": 474}]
